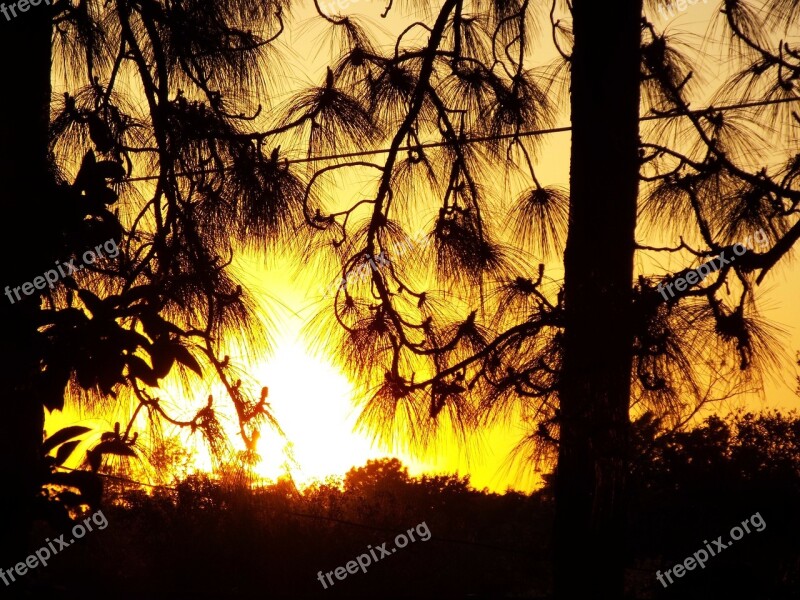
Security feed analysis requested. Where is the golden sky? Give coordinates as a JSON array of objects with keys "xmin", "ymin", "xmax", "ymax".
[{"xmin": 46, "ymin": 0, "xmax": 800, "ymax": 494}]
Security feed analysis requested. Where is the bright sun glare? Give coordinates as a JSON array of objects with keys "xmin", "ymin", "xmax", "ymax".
[{"xmin": 253, "ymin": 340, "xmax": 383, "ymax": 485}]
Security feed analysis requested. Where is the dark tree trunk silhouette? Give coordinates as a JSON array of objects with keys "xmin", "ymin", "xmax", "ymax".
[
  {"xmin": 554, "ymin": 1, "xmax": 642, "ymax": 598},
  {"xmin": 0, "ymin": 7, "xmax": 53, "ymax": 568}
]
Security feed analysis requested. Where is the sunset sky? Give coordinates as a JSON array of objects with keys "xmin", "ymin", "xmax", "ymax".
[{"xmin": 45, "ymin": 0, "xmax": 800, "ymax": 494}]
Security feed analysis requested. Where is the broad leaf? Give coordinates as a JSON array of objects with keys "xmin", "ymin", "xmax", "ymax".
[{"xmin": 42, "ymin": 426, "xmax": 91, "ymax": 455}]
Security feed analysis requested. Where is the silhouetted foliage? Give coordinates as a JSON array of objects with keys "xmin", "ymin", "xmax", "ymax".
[
  {"xmin": 5, "ymin": 0, "xmax": 302, "ymax": 542},
  {"xmin": 22, "ymin": 431, "xmax": 800, "ymax": 599},
  {"xmin": 3, "ymin": 0, "xmax": 800, "ymax": 597},
  {"xmin": 291, "ymin": 2, "xmax": 800, "ymax": 596},
  {"xmin": 627, "ymin": 410, "xmax": 800, "ymax": 599},
  {"xmin": 32, "ymin": 458, "xmax": 552, "ymax": 599}
]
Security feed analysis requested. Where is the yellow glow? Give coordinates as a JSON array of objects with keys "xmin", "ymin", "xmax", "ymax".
[
  {"xmin": 41, "ymin": 0, "xmax": 800, "ymax": 500},
  {"xmin": 252, "ymin": 339, "xmax": 386, "ymax": 485}
]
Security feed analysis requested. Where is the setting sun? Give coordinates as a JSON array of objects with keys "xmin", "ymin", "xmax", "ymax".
[{"xmin": 253, "ymin": 340, "xmax": 382, "ymax": 485}]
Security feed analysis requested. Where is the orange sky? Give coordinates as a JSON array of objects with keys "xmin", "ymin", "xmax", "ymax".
[{"xmin": 46, "ymin": 0, "xmax": 800, "ymax": 494}]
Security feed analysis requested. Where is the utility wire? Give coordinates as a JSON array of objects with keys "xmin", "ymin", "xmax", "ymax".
[{"xmin": 123, "ymin": 95, "xmax": 800, "ymax": 183}]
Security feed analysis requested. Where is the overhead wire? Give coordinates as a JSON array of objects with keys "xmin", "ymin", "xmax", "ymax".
[{"xmin": 122, "ymin": 95, "xmax": 800, "ymax": 183}]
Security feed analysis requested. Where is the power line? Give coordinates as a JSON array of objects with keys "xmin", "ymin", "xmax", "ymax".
[{"xmin": 123, "ymin": 95, "xmax": 800, "ymax": 183}]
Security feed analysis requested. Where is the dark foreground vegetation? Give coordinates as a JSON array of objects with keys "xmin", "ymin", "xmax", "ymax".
[{"xmin": 16, "ymin": 410, "xmax": 800, "ymax": 600}]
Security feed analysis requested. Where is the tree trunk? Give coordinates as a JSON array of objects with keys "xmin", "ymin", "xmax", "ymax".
[
  {"xmin": 0, "ymin": 5, "xmax": 53, "ymax": 571},
  {"xmin": 554, "ymin": 1, "xmax": 642, "ymax": 598}
]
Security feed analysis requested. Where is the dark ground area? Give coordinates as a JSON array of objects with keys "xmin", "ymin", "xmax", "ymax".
[{"xmin": 10, "ymin": 411, "xmax": 800, "ymax": 599}]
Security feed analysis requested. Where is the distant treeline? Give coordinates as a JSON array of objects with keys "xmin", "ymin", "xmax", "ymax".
[{"xmin": 20, "ymin": 410, "xmax": 800, "ymax": 599}]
